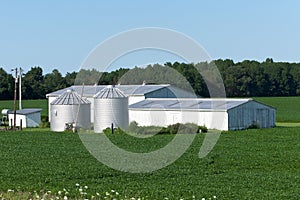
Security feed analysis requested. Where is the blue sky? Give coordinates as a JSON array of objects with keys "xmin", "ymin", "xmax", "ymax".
[{"xmin": 0, "ymin": 0, "xmax": 299, "ymax": 75}]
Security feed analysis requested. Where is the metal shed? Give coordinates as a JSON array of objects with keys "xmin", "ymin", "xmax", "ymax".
[
  {"xmin": 94, "ymin": 85, "xmax": 129, "ymax": 133},
  {"xmin": 8, "ymin": 109, "xmax": 41, "ymax": 128},
  {"xmin": 50, "ymin": 89, "xmax": 91, "ymax": 132},
  {"xmin": 128, "ymin": 98, "xmax": 276, "ymax": 131}
]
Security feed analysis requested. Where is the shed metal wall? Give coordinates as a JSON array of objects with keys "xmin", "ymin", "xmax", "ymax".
[
  {"xmin": 145, "ymin": 87, "xmax": 196, "ymax": 99},
  {"xmin": 128, "ymin": 96, "xmax": 146, "ymax": 105},
  {"xmin": 227, "ymin": 101, "xmax": 276, "ymax": 130},
  {"xmin": 129, "ymin": 110, "xmax": 228, "ymax": 130},
  {"xmin": 8, "ymin": 112, "xmax": 41, "ymax": 128},
  {"xmin": 8, "ymin": 114, "xmax": 26, "ymax": 128},
  {"xmin": 26, "ymin": 112, "xmax": 41, "ymax": 127}
]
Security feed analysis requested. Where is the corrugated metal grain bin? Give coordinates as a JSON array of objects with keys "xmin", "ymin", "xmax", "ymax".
[
  {"xmin": 94, "ymin": 85, "xmax": 129, "ymax": 133},
  {"xmin": 50, "ymin": 89, "xmax": 91, "ymax": 132}
]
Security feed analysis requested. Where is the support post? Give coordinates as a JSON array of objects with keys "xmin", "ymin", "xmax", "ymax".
[
  {"xmin": 20, "ymin": 119, "xmax": 22, "ymax": 131},
  {"xmin": 12, "ymin": 68, "xmax": 18, "ymax": 131},
  {"xmin": 19, "ymin": 67, "xmax": 23, "ymax": 110}
]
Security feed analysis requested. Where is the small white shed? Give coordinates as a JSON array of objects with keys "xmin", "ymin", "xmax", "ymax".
[{"xmin": 8, "ymin": 109, "xmax": 42, "ymax": 128}]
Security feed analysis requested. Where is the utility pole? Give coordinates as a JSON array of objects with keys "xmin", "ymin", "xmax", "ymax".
[
  {"xmin": 19, "ymin": 67, "xmax": 23, "ymax": 110},
  {"xmin": 12, "ymin": 68, "xmax": 18, "ymax": 130}
]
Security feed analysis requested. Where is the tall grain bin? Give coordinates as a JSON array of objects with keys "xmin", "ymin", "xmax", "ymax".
[
  {"xmin": 50, "ymin": 89, "xmax": 91, "ymax": 132},
  {"xmin": 94, "ymin": 85, "xmax": 129, "ymax": 133}
]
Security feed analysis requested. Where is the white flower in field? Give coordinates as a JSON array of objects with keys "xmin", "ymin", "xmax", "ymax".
[
  {"xmin": 164, "ymin": 198, "xmax": 169, "ymax": 200},
  {"xmin": 213, "ymin": 196, "xmax": 217, "ymax": 199},
  {"xmin": 201, "ymin": 198, "xmax": 205, "ymax": 200},
  {"xmin": 63, "ymin": 188, "xmax": 67, "ymax": 192},
  {"xmin": 7, "ymin": 189, "xmax": 14, "ymax": 193},
  {"xmin": 79, "ymin": 188, "xmax": 83, "ymax": 192},
  {"xmin": 84, "ymin": 186, "xmax": 88, "ymax": 189},
  {"xmin": 180, "ymin": 198, "xmax": 184, "ymax": 200},
  {"xmin": 58, "ymin": 191, "xmax": 62, "ymax": 195},
  {"xmin": 75, "ymin": 183, "xmax": 80, "ymax": 187},
  {"xmin": 111, "ymin": 189, "xmax": 115, "ymax": 193},
  {"xmin": 36, "ymin": 195, "xmax": 40, "ymax": 199},
  {"xmin": 64, "ymin": 196, "xmax": 68, "ymax": 200},
  {"xmin": 65, "ymin": 191, "xmax": 69, "ymax": 195},
  {"xmin": 105, "ymin": 192, "xmax": 110, "ymax": 196},
  {"xmin": 131, "ymin": 197, "xmax": 135, "ymax": 200},
  {"xmin": 47, "ymin": 191, "xmax": 52, "ymax": 194},
  {"xmin": 116, "ymin": 192, "xmax": 119, "ymax": 195},
  {"xmin": 56, "ymin": 197, "xmax": 59, "ymax": 200},
  {"xmin": 192, "ymin": 195, "xmax": 195, "ymax": 199},
  {"xmin": 138, "ymin": 198, "xmax": 141, "ymax": 200},
  {"xmin": 96, "ymin": 192, "xmax": 100, "ymax": 196}
]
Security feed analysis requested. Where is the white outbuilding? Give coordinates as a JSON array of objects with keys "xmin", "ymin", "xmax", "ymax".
[
  {"xmin": 8, "ymin": 109, "xmax": 41, "ymax": 128},
  {"xmin": 47, "ymin": 84, "xmax": 277, "ymax": 131},
  {"xmin": 129, "ymin": 98, "xmax": 276, "ymax": 131},
  {"xmin": 50, "ymin": 89, "xmax": 91, "ymax": 132},
  {"xmin": 94, "ymin": 85, "xmax": 129, "ymax": 133}
]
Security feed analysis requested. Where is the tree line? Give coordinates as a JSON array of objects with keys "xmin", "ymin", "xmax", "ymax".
[{"xmin": 0, "ymin": 58, "xmax": 299, "ymax": 100}]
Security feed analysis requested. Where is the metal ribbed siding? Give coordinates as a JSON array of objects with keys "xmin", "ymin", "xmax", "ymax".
[
  {"xmin": 94, "ymin": 86, "xmax": 129, "ymax": 133},
  {"xmin": 50, "ymin": 90, "xmax": 91, "ymax": 132}
]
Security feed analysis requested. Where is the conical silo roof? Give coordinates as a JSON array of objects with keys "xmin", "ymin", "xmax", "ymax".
[
  {"xmin": 94, "ymin": 85, "xmax": 127, "ymax": 99},
  {"xmin": 51, "ymin": 89, "xmax": 90, "ymax": 105}
]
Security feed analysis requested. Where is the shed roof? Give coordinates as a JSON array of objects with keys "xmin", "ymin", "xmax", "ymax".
[
  {"xmin": 129, "ymin": 98, "xmax": 252, "ymax": 111},
  {"xmin": 8, "ymin": 108, "xmax": 42, "ymax": 115},
  {"xmin": 46, "ymin": 84, "xmax": 169, "ymax": 97},
  {"xmin": 94, "ymin": 85, "xmax": 127, "ymax": 99},
  {"xmin": 51, "ymin": 89, "xmax": 91, "ymax": 105}
]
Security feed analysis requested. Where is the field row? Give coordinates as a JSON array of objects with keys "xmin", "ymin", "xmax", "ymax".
[{"xmin": 0, "ymin": 127, "xmax": 299, "ymax": 199}]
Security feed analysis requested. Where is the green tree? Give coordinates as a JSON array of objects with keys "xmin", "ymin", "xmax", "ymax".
[
  {"xmin": 23, "ymin": 66, "xmax": 45, "ymax": 99},
  {"xmin": 0, "ymin": 68, "xmax": 14, "ymax": 100},
  {"xmin": 44, "ymin": 69, "xmax": 66, "ymax": 94},
  {"xmin": 65, "ymin": 71, "xmax": 77, "ymax": 86}
]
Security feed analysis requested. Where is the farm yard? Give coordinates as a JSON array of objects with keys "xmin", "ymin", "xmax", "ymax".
[
  {"xmin": 1, "ymin": 0, "xmax": 300, "ymax": 199},
  {"xmin": 0, "ymin": 97, "xmax": 299, "ymax": 199}
]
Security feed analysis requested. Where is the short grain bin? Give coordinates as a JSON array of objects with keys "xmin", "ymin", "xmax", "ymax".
[
  {"xmin": 94, "ymin": 85, "xmax": 129, "ymax": 133},
  {"xmin": 50, "ymin": 89, "xmax": 91, "ymax": 132}
]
